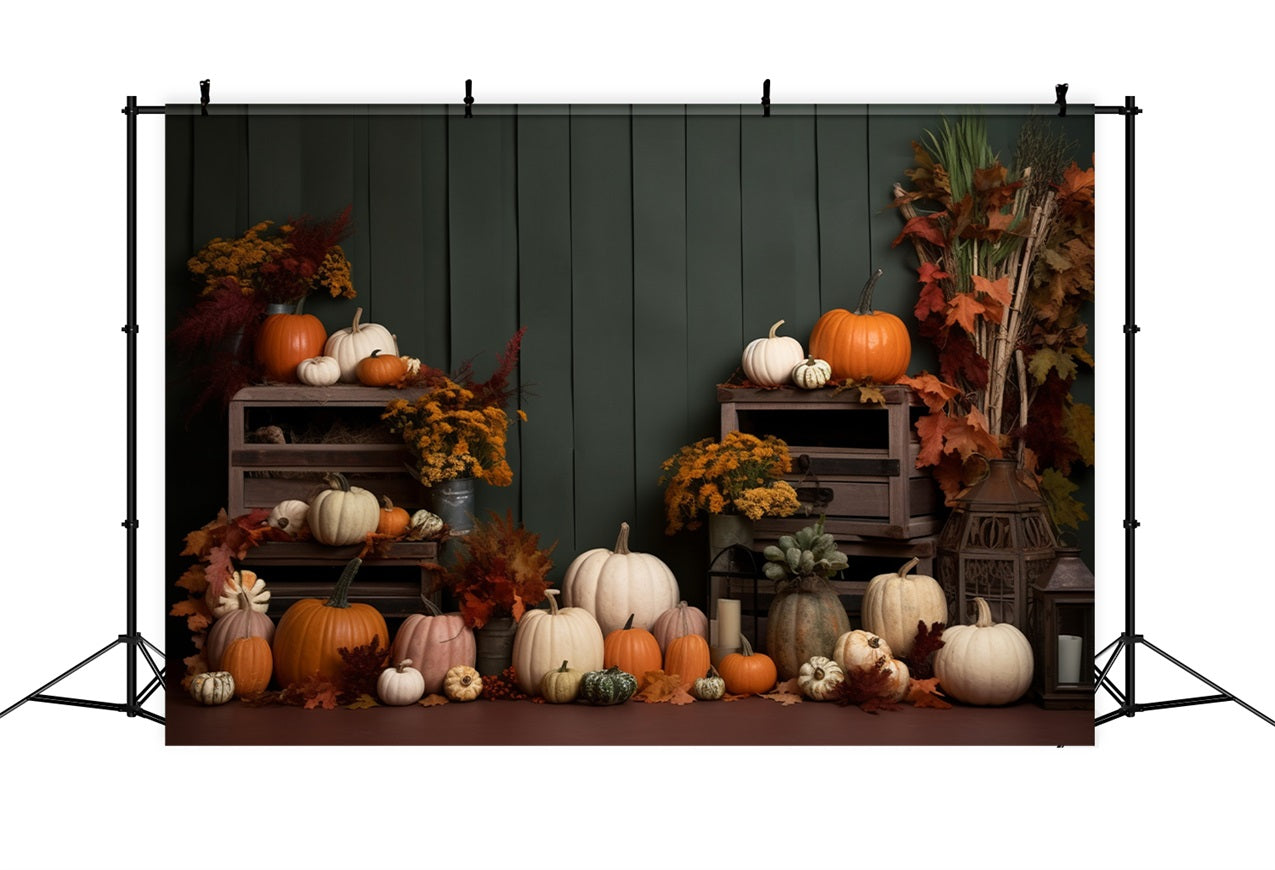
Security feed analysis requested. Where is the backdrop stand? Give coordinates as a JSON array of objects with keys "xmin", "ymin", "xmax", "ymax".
[
  {"xmin": 1093, "ymin": 96, "xmax": 1272, "ymax": 728},
  {"xmin": 0, "ymin": 96, "xmax": 166, "ymax": 726}
]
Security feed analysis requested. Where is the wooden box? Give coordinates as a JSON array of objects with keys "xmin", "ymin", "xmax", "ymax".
[
  {"xmin": 228, "ymin": 384, "xmax": 429, "ymax": 519},
  {"xmin": 718, "ymin": 385, "xmax": 943, "ymax": 540}
]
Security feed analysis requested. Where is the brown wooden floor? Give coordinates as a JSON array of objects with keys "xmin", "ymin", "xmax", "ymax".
[{"xmin": 166, "ymin": 678, "xmax": 1094, "ymax": 746}]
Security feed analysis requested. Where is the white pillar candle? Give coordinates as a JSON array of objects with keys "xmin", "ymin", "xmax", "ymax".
[
  {"xmin": 1057, "ymin": 634, "xmax": 1083, "ymax": 684},
  {"xmin": 717, "ymin": 599, "xmax": 741, "ymax": 650}
]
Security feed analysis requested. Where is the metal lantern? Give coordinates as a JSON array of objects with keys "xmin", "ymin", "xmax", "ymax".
[
  {"xmin": 936, "ymin": 458, "xmax": 1058, "ymax": 631},
  {"xmin": 1032, "ymin": 546, "xmax": 1095, "ymax": 709}
]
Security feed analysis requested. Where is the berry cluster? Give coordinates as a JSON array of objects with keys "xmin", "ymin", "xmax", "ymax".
[{"xmin": 481, "ymin": 666, "xmax": 529, "ymax": 701}]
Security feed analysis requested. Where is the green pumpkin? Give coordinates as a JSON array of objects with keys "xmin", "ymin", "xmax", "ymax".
[{"xmin": 578, "ymin": 666, "xmax": 638, "ymax": 706}]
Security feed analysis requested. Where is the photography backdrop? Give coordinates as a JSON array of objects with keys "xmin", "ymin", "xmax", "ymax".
[{"xmin": 165, "ymin": 101, "xmax": 1094, "ymax": 743}]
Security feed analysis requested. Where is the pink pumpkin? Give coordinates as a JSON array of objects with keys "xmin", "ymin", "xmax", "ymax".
[
  {"xmin": 650, "ymin": 601, "xmax": 709, "ymax": 653},
  {"xmin": 390, "ymin": 598, "xmax": 477, "ymax": 694},
  {"xmin": 206, "ymin": 590, "xmax": 275, "ymax": 669}
]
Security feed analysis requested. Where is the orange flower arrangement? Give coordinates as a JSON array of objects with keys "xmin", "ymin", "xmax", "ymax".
[
  {"xmin": 382, "ymin": 379, "xmax": 514, "ymax": 487},
  {"xmin": 658, "ymin": 432, "xmax": 801, "ymax": 535}
]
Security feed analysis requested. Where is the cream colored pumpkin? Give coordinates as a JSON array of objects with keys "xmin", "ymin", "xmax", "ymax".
[
  {"xmin": 540, "ymin": 660, "xmax": 585, "ymax": 704},
  {"xmin": 409, "ymin": 509, "xmax": 445, "ymax": 538},
  {"xmin": 560, "ymin": 522, "xmax": 679, "ymax": 636},
  {"xmin": 511, "ymin": 589, "xmax": 605, "ymax": 696},
  {"xmin": 205, "ymin": 569, "xmax": 270, "ymax": 619},
  {"xmin": 741, "ymin": 319, "xmax": 806, "ymax": 387},
  {"xmin": 791, "ymin": 356, "xmax": 832, "ymax": 390},
  {"xmin": 833, "ymin": 629, "xmax": 894, "ymax": 674},
  {"xmin": 934, "ymin": 597, "xmax": 1034, "ymax": 706},
  {"xmin": 267, "ymin": 499, "xmax": 310, "ymax": 534},
  {"xmin": 188, "ymin": 671, "xmax": 235, "ymax": 705},
  {"xmin": 882, "ymin": 657, "xmax": 911, "ymax": 702},
  {"xmin": 296, "ymin": 355, "xmax": 341, "ymax": 386},
  {"xmin": 323, "ymin": 307, "xmax": 399, "ymax": 382},
  {"xmin": 377, "ymin": 659, "xmax": 427, "ymax": 706},
  {"xmin": 443, "ymin": 665, "xmax": 483, "ymax": 702},
  {"xmin": 861, "ymin": 557, "xmax": 948, "ymax": 657},
  {"xmin": 797, "ymin": 655, "xmax": 845, "ymax": 701},
  {"xmin": 308, "ymin": 472, "xmax": 380, "ymax": 546}
]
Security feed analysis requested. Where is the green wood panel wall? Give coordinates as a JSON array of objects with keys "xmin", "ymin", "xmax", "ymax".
[{"xmin": 168, "ymin": 104, "xmax": 1097, "ymax": 609}]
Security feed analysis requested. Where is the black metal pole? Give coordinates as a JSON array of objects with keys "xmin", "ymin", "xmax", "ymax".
[{"xmin": 125, "ymin": 94, "xmax": 139, "ymax": 717}]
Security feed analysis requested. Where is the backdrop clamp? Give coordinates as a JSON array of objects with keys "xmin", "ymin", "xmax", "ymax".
[
  {"xmin": 761, "ymin": 79, "xmax": 771, "ymax": 116},
  {"xmin": 464, "ymin": 79, "xmax": 474, "ymax": 118},
  {"xmin": 1055, "ymin": 83, "xmax": 1068, "ymax": 116},
  {"xmin": 200, "ymin": 79, "xmax": 210, "ymax": 116}
]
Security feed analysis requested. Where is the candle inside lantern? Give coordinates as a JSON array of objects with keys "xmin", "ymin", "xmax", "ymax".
[
  {"xmin": 1057, "ymin": 634, "xmax": 1083, "ymax": 684},
  {"xmin": 717, "ymin": 599, "xmax": 741, "ymax": 651}
]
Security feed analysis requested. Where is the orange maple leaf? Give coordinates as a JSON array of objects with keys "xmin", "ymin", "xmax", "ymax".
[
  {"xmin": 636, "ymin": 670, "xmax": 683, "ymax": 703},
  {"xmin": 914, "ymin": 413, "xmax": 951, "ymax": 467},
  {"xmin": 942, "ymin": 410, "xmax": 1002, "ymax": 462},
  {"xmin": 175, "ymin": 564, "xmax": 208, "ymax": 594},
  {"xmin": 944, "ymin": 293, "xmax": 987, "ymax": 334},
  {"xmin": 898, "ymin": 373, "xmax": 960, "ymax": 413},
  {"xmin": 419, "ymin": 694, "xmax": 450, "ymax": 707},
  {"xmin": 906, "ymin": 677, "xmax": 953, "ymax": 709},
  {"xmin": 169, "ymin": 599, "xmax": 212, "ymax": 633},
  {"xmin": 892, "ymin": 213, "xmax": 948, "ymax": 249},
  {"xmin": 914, "ymin": 262, "xmax": 951, "ymax": 319},
  {"xmin": 669, "ymin": 687, "xmax": 696, "ymax": 706}
]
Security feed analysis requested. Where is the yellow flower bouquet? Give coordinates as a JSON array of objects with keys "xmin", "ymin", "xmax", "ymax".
[
  {"xmin": 658, "ymin": 431, "xmax": 801, "ymax": 535},
  {"xmin": 383, "ymin": 378, "xmax": 514, "ymax": 487}
]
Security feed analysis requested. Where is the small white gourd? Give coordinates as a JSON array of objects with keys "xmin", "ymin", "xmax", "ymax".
[{"xmin": 377, "ymin": 659, "xmax": 427, "ymax": 706}]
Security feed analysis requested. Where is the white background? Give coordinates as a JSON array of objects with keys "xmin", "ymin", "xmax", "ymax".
[{"xmin": 2, "ymin": 2, "xmax": 1272, "ymax": 868}]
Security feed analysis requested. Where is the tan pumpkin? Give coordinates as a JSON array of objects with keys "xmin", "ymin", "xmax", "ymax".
[
  {"xmin": 323, "ymin": 306, "xmax": 399, "ymax": 382},
  {"xmin": 540, "ymin": 660, "xmax": 585, "ymax": 704},
  {"xmin": 741, "ymin": 319, "xmax": 807, "ymax": 387},
  {"xmin": 560, "ymin": 521, "xmax": 679, "ymax": 635},
  {"xmin": 650, "ymin": 601, "xmax": 709, "ymax": 654},
  {"xmin": 833, "ymin": 629, "xmax": 894, "ymax": 674},
  {"xmin": 511, "ymin": 589, "xmax": 605, "ymax": 696},
  {"xmin": 860, "ymin": 557, "xmax": 948, "ymax": 658},
  {"xmin": 389, "ymin": 597, "xmax": 477, "ymax": 694},
  {"xmin": 882, "ymin": 656, "xmax": 911, "ymax": 703},
  {"xmin": 378, "ymin": 659, "xmax": 427, "ymax": 706},
  {"xmin": 797, "ymin": 655, "xmax": 845, "ymax": 701},
  {"xmin": 308, "ymin": 472, "xmax": 380, "ymax": 546},
  {"xmin": 205, "ymin": 590, "xmax": 276, "ymax": 669},
  {"xmin": 443, "ymin": 665, "xmax": 483, "ymax": 702},
  {"xmin": 221, "ymin": 636, "xmax": 273, "ymax": 697},
  {"xmin": 188, "ymin": 671, "xmax": 235, "ymax": 705},
  {"xmin": 934, "ymin": 597, "xmax": 1034, "ymax": 706},
  {"xmin": 205, "ymin": 569, "xmax": 270, "ymax": 619}
]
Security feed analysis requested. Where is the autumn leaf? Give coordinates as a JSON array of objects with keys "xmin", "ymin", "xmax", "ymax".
[
  {"xmin": 720, "ymin": 692, "xmax": 750, "ymax": 702},
  {"xmin": 295, "ymin": 676, "xmax": 340, "ymax": 710},
  {"xmin": 169, "ymin": 599, "xmax": 212, "ymax": 634},
  {"xmin": 175, "ymin": 564, "xmax": 208, "ymax": 594},
  {"xmin": 205, "ymin": 544, "xmax": 237, "ymax": 600},
  {"xmin": 833, "ymin": 660, "xmax": 899, "ymax": 713},
  {"xmin": 904, "ymin": 621, "xmax": 946, "ymax": 680},
  {"xmin": 1039, "ymin": 468, "xmax": 1089, "ymax": 530},
  {"xmin": 1064, "ymin": 402, "xmax": 1095, "ymax": 467},
  {"xmin": 669, "ymin": 687, "xmax": 696, "ymax": 706},
  {"xmin": 858, "ymin": 385, "xmax": 886, "ymax": 406},
  {"xmin": 636, "ymin": 670, "xmax": 683, "ymax": 703},
  {"xmin": 760, "ymin": 688, "xmax": 803, "ymax": 706},
  {"xmin": 944, "ymin": 293, "xmax": 988, "ymax": 334},
  {"xmin": 419, "ymin": 693, "xmax": 450, "ymax": 707},
  {"xmin": 1028, "ymin": 348, "xmax": 1078, "ymax": 384},
  {"xmin": 913, "ymin": 262, "xmax": 951, "ymax": 319},
  {"xmin": 345, "ymin": 693, "xmax": 380, "ymax": 710},
  {"xmin": 337, "ymin": 635, "xmax": 390, "ymax": 702},
  {"xmin": 907, "ymin": 677, "xmax": 953, "ymax": 709},
  {"xmin": 914, "ymin": 413, "xmax": 951, "ymax": 468},
  {"xmin": 892, "ymin": 213, "xmax": 948, "ymax": 249},
  {"xmin": 898, "ymin": 373, "xmax": 960, "ymax": 413}
]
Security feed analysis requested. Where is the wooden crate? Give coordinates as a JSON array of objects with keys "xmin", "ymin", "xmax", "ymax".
[
  {"xmin": 719, "ymin": 384, "xmax": 943, "ymax": 540},
  {"xmin": 710, "ymin": 535, "xmax": 938, "ymax": 653},
  {"xmin": 228, "ymin": 384, "xmax": 430, "ymax": 518},
  {"xmin": 239, "ymin": 540, "xmax": 440, "ymax": 619}
]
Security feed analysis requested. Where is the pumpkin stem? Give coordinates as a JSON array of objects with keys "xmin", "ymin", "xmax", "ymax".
[
  {"xmin": 739, "ymin": 634, "xmax": 754, "ymax": 656},
  {"xmin": 767, "ymin": 319, "xmax": 785, "ymax": 339},
  {"xmin": 370, "ymin": 349, "xmax": 384, "ymax": 359},
  {"xmin": 324, "ymin": 471, "xmax": 352, "ymax": 492},
  {"xmin": 973, "ymin": 596, "xmax": 994, "ymax": 627},
  {"xmin": 622, "ymin": 613, "xmax": 635, "ymax": 631},
  {"xmin": 868, "ymin": 635, "xmax": 882, "ymax": 649},
  {"xmin": 853, "ymin": 268, "xmax": 885, "ymax": 315},
  {"xmin": 897, "ymin": 556, "xmax": 921, "ymax": 577},
  {"xmin": 326, "ymin": 557, "xmax": 363, "ymax": 608},
  {"xmin": 544, "ymin": 588, "xmax": 561, "ymax": 616},
  {"xmin": 350, "ymin": 306, "xmax": 364, "ymax": 333},
  {"xmin": 295, "ymin": 296, "xmax": 308, "ymax": 315},
  {"xmin": 381, "ymin": 495, "xmax": 395, "ymax": 510},
  {"xmin": 236, "ymin": 591, "xmax": 252, "ymax": 612},
  {"xmin": 559, "ymin": 660, "xmax": 570, "ymax": 673},
  {"xmin": 397, "ymin": 659, "xmax": 414, "ymax": 672},
  {"xmin": 419, "ymin": 594, "xmax": 443, "ymax": 617},
  {"xmin": 613, "ymin": 522, "xmax": 632, "ymax": 555}
]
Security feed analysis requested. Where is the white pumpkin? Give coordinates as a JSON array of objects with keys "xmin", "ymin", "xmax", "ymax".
[
  {"xmin": 741, "ymin": 319, "xmax": 806, "ymax": 387},
  {"xmin": 560, "ymin": 521, "xmax": 680, "ymax": 635},
  {"xmin": 797, "ymin": 655, "xmax": 845, "ymax": 701},
  {"xmin": 307, "ymin": 472, "xmax": 380, "ymax": 546},
  {"xmin": 511, "ymin": 589, "xmax": 605, "ymax": 696},
  {"xmin": 409, "ymin": 509, "xmax": 445, "ymax": 538},
  {"xmin": 791, "ymin": 356, "xmax": 832, "ymax": 389},
  {"xmin": 860, "ymin": 556, "xmax": 948, "ymax": 657},
  {"xmin": 833, "ymin": 629, "xmax": 894, "ymax": 674},
  {"xmin": 934, "ymin": 597, "xmax": 1034, "ymax": 706},
  {"xmin": 882, "ymin": 656, "xmax": 911, "ymax": 702},
  {"xmin": 267, "ymin": 499, "xmax": 310, "ymax": 534},
  {"xmin": 323, "ymin": 307, "xmax": 399, "ymax": 383},
  {"xmin": 296, "ymin": 355, "xmax": 341, "ymax": 386},
  {"xmin": 188, "ymin": 671, "xmax": 236, "ymax": 705},
  {"xmin": 205, "ymin": 569, "xmax": 270, "ymax": 619},
  {"xmin": 377, "ymin": 659, "xmax": 427, "ymax": 706}
]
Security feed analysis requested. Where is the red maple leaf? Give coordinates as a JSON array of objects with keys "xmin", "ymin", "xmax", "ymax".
[{"xmin": 892, "ymin": 213, "xmax": 948, "ymax": 249}]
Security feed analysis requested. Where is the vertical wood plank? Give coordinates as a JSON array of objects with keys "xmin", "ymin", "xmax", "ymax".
[
  {"xmin": 516, "ymin": 106, "xmax": 575, "ymax": 571},
  {"xmin": 448, "ymin": 106, "xmax": 521, "ymax": 522},
  {"xmin": 420, "ymin": 111, "xmax": 451, "ymax": 373},
  {"xmin": 631, "ymin": 105, "xmax": 691, "ymax": 564},
  {"xmin": 740, "ymin": 106, "xmax": 821, "ymax": 348},
  {"xmin": 815, "ymin": 105, "xmax": 873, "ymax": 312},
  {"xmin": 570, "ymin": 105, "xmax": 635, "ymax": 550}
]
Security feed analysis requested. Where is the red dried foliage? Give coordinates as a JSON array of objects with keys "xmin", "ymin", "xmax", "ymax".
[
  {"xmin": 428, "ymin": 511, "xmax": 553, "ymax": 629},
  {"xmin": 832, "ymin": 659, "xmax": 901, "ymax": 714},
  {"xmin": 337, "ymin": 635, "xmax": 390, "ymax": 704},
  {"xmin": 255, "ymin": 207, "xmax": 352, "ymax": 304},
  {"xmin": 481, "ymin": 666, "xmax": 529, "ymax": 701},
  {"xmin": 904, "ymin": 620, "xmax": 947, "ymax": 680}
]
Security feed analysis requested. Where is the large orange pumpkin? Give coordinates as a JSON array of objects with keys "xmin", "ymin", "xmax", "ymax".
[
  {"xmin": 256, "ymin": 307, "xmax": 328, "ymax": 383},
  {"xmin": 603, "ymin": 614, "xmax": 664, "ymax": 680},
  {"xmin": 272, "ymin": 558, "xmax": 389, "ymax": 686},
  {"xmin": 808, "ymin": 267, "xmax": 911, "ymax": 383}
]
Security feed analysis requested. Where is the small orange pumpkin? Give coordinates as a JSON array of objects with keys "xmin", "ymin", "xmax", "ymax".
[
  {"xmin": 663, "ymin": 632, "xmax": 711, "ymax": 689},
  {"xmin": 356, "ymin": 349, "xmax": 409, "ymax": 387},
  {"xmin": 717, "ymin": 635, "xmax": 778, "ymax": 695},
  {"xmin": 256, "ymin": 307, "xmax": 328, "ymax": 383},
  {"xmin": 808, "ymin": 268, "xmax": 911, "ymax": 383},
  {"xmin": 603, "ymin": 614, "xmax": 664, "ymax": 680},
  {"xmin": 376, "ymin": 496, "xmax": 411, "ymax": 536},
  {"xmin": 221, "ymin": 635, "xmax": 274, "ymax": 697}
]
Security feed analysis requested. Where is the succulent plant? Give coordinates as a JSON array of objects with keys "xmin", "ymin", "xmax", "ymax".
[{"xmin": 762, "ymin": 516, "xmax": 848, "ymax": 586}]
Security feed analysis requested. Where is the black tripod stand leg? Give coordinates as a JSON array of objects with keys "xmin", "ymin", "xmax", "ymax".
[
  {"xmin": 140, "ymin": 636, "xmax": 166, "ymax": 660},
  {"xmin": 1138, "ymin": 638, "xmax": 1275, "ymax": 727},
  {"xmin": 137, "ymin": 640, "xmax": 165, "ymax": 685},
  {"xmin": 0, "ymin": 638, "xmax": 124, "ymax": 719},
  {"xmin": 134, "ymin": 708, "xmax": 164, "ymax": 726}
]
